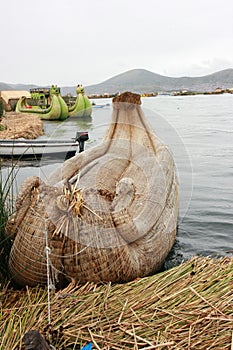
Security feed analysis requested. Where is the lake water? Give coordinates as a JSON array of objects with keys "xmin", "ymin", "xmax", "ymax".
[{"xmin": 2, "ymin": 94, "xmax": 233, "ymax": 263}]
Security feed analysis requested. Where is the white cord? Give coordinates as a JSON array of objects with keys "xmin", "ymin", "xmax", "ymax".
[{"xmin": 44, "ymin": 219, "xmax": 55, "ymax": 325}]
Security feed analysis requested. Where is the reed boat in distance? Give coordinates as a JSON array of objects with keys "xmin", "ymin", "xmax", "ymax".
[
  {"xmin": 16, "ymin": 85, "xmax": 69, "ymax": 121},
  {"xmin": 7, "ymin": 92, "xmax": 179, "ymax": 287},
  {"xmin": 68, "ymin": 85, "xmax": 92, "ymax": 118},
  {"xmin": 16, "ymin": 85, "xmax": 92, "ymax": 120}
]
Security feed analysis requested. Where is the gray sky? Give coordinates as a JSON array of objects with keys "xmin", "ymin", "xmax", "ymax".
[{"xmin": 1, "ymin": 0, "xmax": 233, "ymax": 86}]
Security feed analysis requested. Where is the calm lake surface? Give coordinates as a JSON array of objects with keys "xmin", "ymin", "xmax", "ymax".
[{"xmin": 2, "ymin": 94, "xmax": 233, "ymax": 262}]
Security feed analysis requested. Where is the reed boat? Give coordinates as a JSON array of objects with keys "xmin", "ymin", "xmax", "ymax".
[
  {"xmin": 7, "ymin": 92, "xmax": 179, "ymax": 287},
  {"xmin": 68, "ymin": 85, "xmax": 92, "ymax": 118},
  {"xmin": 16, "ymin": 86, "xmax": 69, "ymax": 121}
]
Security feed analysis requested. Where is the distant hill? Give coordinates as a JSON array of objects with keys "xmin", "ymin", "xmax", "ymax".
[
  {"xmin": 0, "ymin": 82, "xmax": 37, "ymax": 92},
  {"xmin": 0, "ymin": 82, "xmax": 12, "ymax": 91},
  {"xmin": 84, "ymin": 68, "xmax": 233, "ymax": 95},
  {"xmin": 1, "ymin": 68, "xmax": 233, "ymax": 95}
]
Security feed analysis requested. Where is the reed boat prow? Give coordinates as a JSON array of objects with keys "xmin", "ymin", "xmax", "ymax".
[
  {"xmin": 68, "ymin": 85, "xmax": 92, "ymax": 118},
  {"xmin": 7, "ymin": 92, "xmax": 179, "ymax": 287}
]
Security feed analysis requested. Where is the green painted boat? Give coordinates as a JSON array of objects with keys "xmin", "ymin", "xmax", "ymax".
[
  {"xmin": 68, "ymin": 85, "xmax": 92, "ymax": 118},
  {"xmin": 16, "ymin": 86, "xmax": 69, "ymax": 121}
]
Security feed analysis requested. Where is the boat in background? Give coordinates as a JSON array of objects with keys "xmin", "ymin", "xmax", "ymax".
[
  {"xmin": 92, "ymin": 103, "xmax": 110, "ymax": 108},
  {"xmin": 68, "ymin": 85, "xmax": 92, "ymax": 117},
  {"xmin": 0, "ymin": 132, "xmax": 89, "ymax": 159},
  {"xmin": 16, "ymin": 86, "xmax": 69, "ymax": 121}
]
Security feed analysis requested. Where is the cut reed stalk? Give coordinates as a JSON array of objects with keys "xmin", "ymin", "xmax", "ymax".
[{"xmin": 0, "ymin": 256, "xmax": 233, "ymax": 349}]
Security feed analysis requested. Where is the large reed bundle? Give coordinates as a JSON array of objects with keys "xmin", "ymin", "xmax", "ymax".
[
  {"xmin": 7, "ymin": 92, "xmax": 179, "ymax": 286},
  {"xmin": 1, "ymin": 257, "xmax": 232, "ymax": 349}
]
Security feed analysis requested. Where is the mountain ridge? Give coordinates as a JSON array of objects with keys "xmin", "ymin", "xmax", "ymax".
[
  {"xmin": 84, "ymin": 68, "xmax": 233, "ymax": 95},
  {"xmin": 1, "ymin": 68, "xmax": 233, "ymax": 95}
]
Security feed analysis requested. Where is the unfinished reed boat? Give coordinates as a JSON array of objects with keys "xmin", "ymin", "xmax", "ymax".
[{"xmin": 7, "ymin": 92, "xmax": 179, "ymax": 287}]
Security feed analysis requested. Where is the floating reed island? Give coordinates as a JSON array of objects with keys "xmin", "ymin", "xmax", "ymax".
[
  {"xmin": 1, "ymin": 257, "xmax": 233, "ymax": 349},
  {"xmin": 6, "ymin": 91, "xmax": 179, "ymax": 287},
  {"xmin": 0, "ymin": 112, "xmax": 44, "ymax": 139}
]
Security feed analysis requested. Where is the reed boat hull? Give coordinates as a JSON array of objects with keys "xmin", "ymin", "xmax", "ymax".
[{"xmin": 16, "ymin": 92, "xmax": 68, "ymax": 121}]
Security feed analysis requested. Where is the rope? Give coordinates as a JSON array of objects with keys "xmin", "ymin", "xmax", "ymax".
[{"xmin": 44, "ymin": 219, "xmax": 55, "ymax": 325}]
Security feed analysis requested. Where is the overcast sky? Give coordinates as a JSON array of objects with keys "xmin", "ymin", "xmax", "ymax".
[{"xmin": 1, "ymin": 0, "xmax": 233, "ymax": 86}]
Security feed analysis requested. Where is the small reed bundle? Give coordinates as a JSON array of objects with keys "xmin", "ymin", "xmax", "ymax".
[{"xmin": 1, "ymin": 256, "xmax": 232, "ymax": 349}]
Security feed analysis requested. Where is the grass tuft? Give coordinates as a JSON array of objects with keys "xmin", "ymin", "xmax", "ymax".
[{"xmin": 0, "ymin": 160, "xmax": 19, "ymax": 281}]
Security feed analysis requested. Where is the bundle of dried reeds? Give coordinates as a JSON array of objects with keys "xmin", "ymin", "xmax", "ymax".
[
  {"xmin": 0, "ymin": 112, "xmax": 44, "ymax": 139},
  {"xmin": 1, "ymin": 256, "xmax": 232, "ymax": 349},
  {"xmin": 7, "ymin": 92, "xmax": 179, "ymax": 287}
]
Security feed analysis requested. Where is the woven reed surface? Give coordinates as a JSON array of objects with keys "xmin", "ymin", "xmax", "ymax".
[
  {"xmin": 1, "ymin": 257, "xmax": 233, "ymax": 349},
  {"xmin": 7, "ymin": 92, "xmax": 179, "ymax": 286}
]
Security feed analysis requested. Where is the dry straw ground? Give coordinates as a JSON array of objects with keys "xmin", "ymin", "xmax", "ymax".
[
  {"xmin": 1, "ymin": 256, "xmax": 232, "ymax": 349},
  {"xmin": 0, "ymin": 112, "xmax": 44, "ymax": 139}
]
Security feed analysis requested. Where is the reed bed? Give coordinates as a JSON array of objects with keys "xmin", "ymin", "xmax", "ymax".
[
  {"xmin": 0, "ymin": 160, "xmax": 18, "ymax": 281},
  {"xmin": 1, "ymin": 256, "xmax": 232, "ymax": 349},
  {"xmin": 0, "ymin": 112, "xmax": 44, "ymax": 139}
]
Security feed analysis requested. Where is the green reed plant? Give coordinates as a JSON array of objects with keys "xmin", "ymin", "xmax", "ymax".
[
  {"xmin": 0, "ymin": 160, "xmax": 19, "ymax": 281},
  {"xmin": 0, "ymin": 98, "xmax": 3, "ymax": 118}
]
